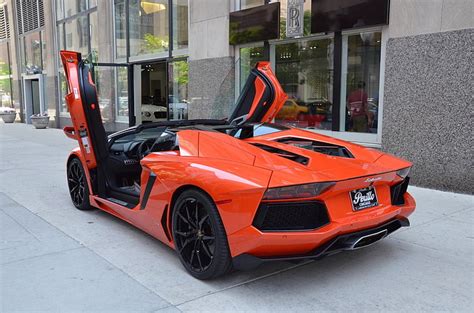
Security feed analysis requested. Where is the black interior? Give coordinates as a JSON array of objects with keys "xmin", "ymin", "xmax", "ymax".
[{"xmin": 78, "ymin": 61, "xmax": 180, "ymax": 206}]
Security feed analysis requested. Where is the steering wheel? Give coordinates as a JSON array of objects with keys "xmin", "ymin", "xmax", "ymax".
[{"xmin": 137, "ymin": 138, "xmax": 157, "ymax": 159}]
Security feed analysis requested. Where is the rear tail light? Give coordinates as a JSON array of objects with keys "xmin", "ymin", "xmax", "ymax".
[
  {"xmin": 396, "ymin": 167, "xmax": 411, "ymax": 179},
  {"xmin": 263, "ymin": 182, "xmax": 334, "ymax": 200}
]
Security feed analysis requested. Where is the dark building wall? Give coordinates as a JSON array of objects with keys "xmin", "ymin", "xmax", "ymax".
[{"xmin": 382, "ymin": 29, "xmax": 473, "ymax": 194}]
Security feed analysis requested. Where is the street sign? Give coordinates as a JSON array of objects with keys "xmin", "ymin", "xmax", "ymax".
[{"xmin": 286, "ymin": 0, "xmax": 304, "ymax": 38}]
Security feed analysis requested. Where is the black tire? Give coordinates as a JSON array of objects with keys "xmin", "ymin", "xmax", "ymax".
[
  {"xmin": 172, "ymin": 189, "xmax": 232, "ymax": 280},
  {"xmin": 67, "ymin": 158, "xmax": 92, "ymax": 210}
]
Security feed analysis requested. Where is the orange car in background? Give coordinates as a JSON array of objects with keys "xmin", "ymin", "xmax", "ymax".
[{"xmin": 61, "ymin": 51, "xmax": 415, "ymax": 279}]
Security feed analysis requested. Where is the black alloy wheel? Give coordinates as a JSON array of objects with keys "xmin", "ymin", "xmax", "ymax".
[
  {"xmin": 172, "ymin": 189, "xmax": 232, "ymax": 280},
  {"xmin": 67, "ymin": 158, "xmax": 92, "ymax": 210}
]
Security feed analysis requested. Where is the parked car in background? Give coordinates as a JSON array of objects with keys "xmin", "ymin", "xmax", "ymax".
[
  {"xmin": 141, "ymin": 104, "xmax": 167, "ymax": 122},
  {"xmin": 304, "ymin": 98, "xmax": 332, "ymax": 129},
  {"xmin": 276, "ymin": 99, "xmax": 308, "ymax": 121}
]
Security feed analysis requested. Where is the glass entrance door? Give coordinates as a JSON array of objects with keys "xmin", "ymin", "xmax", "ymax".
[
  {"xmin": 140, "ymin": 62, "xmax": 168, "ymax": 123},
  {"xmin": 31, "ymin": 79, "xmax": 40, "ymax": 115},
  {"xmin": 168, "ymin": 60, "xmax": 189, "ymax": 120},
  {"xmin": 91, "ymin": 63, "xmax": 131, "ymax": 132}
]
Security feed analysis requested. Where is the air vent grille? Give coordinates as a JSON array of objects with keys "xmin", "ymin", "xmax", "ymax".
[
  {"xmin": 253, "ymin": 201, "xmax": 330, "ymax": 231},
  {"xmin": 15, "ymin": 0, "xmax": 44, "ymax": 35},
  {"xmin": 276, "ymin": 137, "xmax": 354, "ymax": 158},
  {"xmin": 251, "ymin": 143, "xmax": 309, "ymax": 165},
  {"xmin": 0, "ymin": 5, "xmax": 10, "ymax": 40}
]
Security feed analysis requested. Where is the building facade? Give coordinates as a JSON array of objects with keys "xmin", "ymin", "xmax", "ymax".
[{"xmin": 0, "ymin": 0, "xmax": 472, "ymax": 194}]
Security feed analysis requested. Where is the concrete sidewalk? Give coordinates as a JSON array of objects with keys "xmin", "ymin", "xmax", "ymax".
[{"xmin": 1, "ymin": 123, "xmax": 473, "ymax": 312}]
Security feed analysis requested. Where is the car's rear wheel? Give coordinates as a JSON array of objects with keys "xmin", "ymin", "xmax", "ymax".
[
  {"xmin": 67, "ymin": 158, "xmax": 92, "ymax": 210},
  {"xmin": 172, "ymin": 189, "xmax": 232, "ymax": 280}
]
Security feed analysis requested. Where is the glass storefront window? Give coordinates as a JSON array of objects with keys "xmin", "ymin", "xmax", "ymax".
[
  {"xmin": 129, "ymin": 0, "xmax": 169, "ymax": 58},
  {"xmin": 172, "ymin": 0, "xmax": 188, "ymax": 51},
  {"xmin": 65, "ymin": 15, "xmax": 89, "ymax": 56},
  {"xmin": 41, "ymin": 30, "xmax": 47, "ymax": 71},
  {"xmin": 0, "ymin": 42, "xmax": 12, "ymax": 107},
  {"xmin": 89, "ymin": 0, "xmax": 98, "ymax": 7},
  {"xmin": 240, "ymin": 0, "xmax": 265, "ymax": 9},
  {"xmin": 343, "ymin": 32, "xmax": 381, "ymax": 133},
  {"xmin": 169, "ymin": 60, "xmax": 188, "ymax": 120},
  {"xmin": 65, "ymin": 0, "xmax": 87, "ymax": 18},
  {"xmin": 89, "ymin": 11, "xmax": 99, "ymax": 61},
  {"xmin": 56, "ymin": 0, "xmax": 65, "ymax": 20},
  {"xmin": 57, "ymin": 23, "xmax": 65, "ymax": 50},
  {"xmin": 275, "ymin": 38, "xmax": 333, "ymax": 130},
  {"xmin": 24, "ymin": 32, "xmax": 42, "ymax": 71},
  {"xmin": 116, "ymin": 67, "xmax": 129, "ymax": 118},
  {"xmin": 59, "ymin": 68, "xmax": 68, "ymax": 112},
  {"xmin": 93, "ymin": 66, "xmax": 116, "ymax": 130},
  {"xmin": 114, "ymin": 0, "xmax": 127, "ymax": 59},
  {"xmin": 239, "ymin": 46, "xmax": 265, "ymax": 90}
]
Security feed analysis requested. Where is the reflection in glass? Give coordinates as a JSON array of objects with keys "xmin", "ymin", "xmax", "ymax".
[
  {"xmin": 129, "ymin": 0, "xmax": 169, "ymax": 58},
  {"xmin": 240, "ymin": 0, "xmax": 264, "ymax": 9},
  {"xmin": 89, "ymin": 11, "xmax": 99, "ymax": 61},
  {"xmin": 93, "ymin": 66, "xmax": 116, "ymax": 130},
  {"xmin": 114, "ymin": 0, "xmax": 127, "ymax": 59},
  {"xmin": 239, "ymin": 46, "xmax": 265, "ymax": 90},
  {"xmin": 24, "ymin": 32, "xmax": 42, "ymax": 71},
  {"xmin": 169, "ymin": 60, "xmax": 188, "ymax": 120},
  {"xmin": 172, "ymin": 0, "xmax": 188, "ymax": 51},
  {"xmin": 344, "ymin": 32, "xmax": 381, "ymax": 133},
  {"xmin": 41, "ymin": 30, "xmax": 47, "ymax": 69},
  {"xmin": 56, "ymin": 0, "xmax": 64, "ymax": 20},
  {"xmin": 141, "ymin": 63, "xmax": 167, "ymax": 122},
  {"xmin": 0, "ymin": 43, "xmax": 13, "ymax": 107},
  {"xmin": 275, "ymin": 38, "xmax": 333, "ymax": 130},
  {"xmin": 65, "ymin": 15, "xmax": 89, "ymax": 56},
  {"xmin": 59, "ymin": 68, "xmax": 68, "ymax": 111},
  {"xmin": 116, "ymin": 67, "xmax": 129, "ymax": 118},
  {"xmin": 64, "ymin": 0, "xmax": 87, "ymax": 18}
]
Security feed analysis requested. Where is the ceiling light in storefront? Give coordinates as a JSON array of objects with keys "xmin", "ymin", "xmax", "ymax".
[{"xmin": 141, "ymin": 1, "xmax": 166, "ymax": 14}]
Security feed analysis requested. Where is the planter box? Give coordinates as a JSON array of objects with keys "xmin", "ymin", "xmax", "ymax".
[
  {"xmin": 31, "ymin": 116, "xmax": 50, "ymax": 129},
  {"xmin": 0, "ymin": 112, "xmax": 16, "ymax": 123}
]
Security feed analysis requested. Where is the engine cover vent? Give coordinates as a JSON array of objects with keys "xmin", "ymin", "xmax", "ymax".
[
  {"xmin": 251, "ymin": 143, "xmax": 309, "ymax": 165},
  {"xmin": 276, "ymin": 137, "xmax": 354, "ymax": 158}
]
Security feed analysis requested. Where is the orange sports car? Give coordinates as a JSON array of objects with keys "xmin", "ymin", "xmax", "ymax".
[{"xmin": 61, "ymin": 51, "xmax": 415, "ymax": 280}]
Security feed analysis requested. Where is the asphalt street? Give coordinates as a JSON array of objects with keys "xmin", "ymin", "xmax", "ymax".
[{"xmin": 1, "ymin": 122, "xmax": 473, "ymax": 312}]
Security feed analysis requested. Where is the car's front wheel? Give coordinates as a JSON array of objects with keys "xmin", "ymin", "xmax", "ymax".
[
  {"xmin": 67, "ymin": 158, "xmax": 92, "ymax": 210},
  {"xmin": 172, "ymin": 189, "xmax": 232, "ymax": 279}
]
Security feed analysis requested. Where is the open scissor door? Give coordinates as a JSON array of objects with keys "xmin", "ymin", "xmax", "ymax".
[
  {"xmin": 229, "ymin": 62, "xmax": 288, "ymax": 125},
  {"xmin": 61, "ymin": 50, "xmax": 108, "ymax": 195}
]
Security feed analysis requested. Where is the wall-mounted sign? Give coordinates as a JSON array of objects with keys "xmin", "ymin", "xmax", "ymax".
[
  {"xmin": 311, "ymin": 0, "xmax": 390, "ymax": 34},
  {"xmin": 286, "ymin": 0, "xmax": 305, "ymax": 38},
  {"xmin": 229, "ymin": 2, "xmax": 280, "ymax": 45}
]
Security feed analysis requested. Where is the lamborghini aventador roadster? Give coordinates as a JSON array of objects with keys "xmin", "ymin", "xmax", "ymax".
[{"xmin": 61, "ymin": 51, "xmax": 415, "ymax": 279}]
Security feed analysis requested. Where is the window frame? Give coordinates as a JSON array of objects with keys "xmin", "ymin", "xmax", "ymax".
[{"xmin": 112, "ymin": 0, "xmax": 189, "ymax": 63}]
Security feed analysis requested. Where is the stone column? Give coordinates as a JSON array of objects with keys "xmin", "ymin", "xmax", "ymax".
[{"xmin": 188, "ymin": 0, "xmax": 235, "ymax": 119}]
